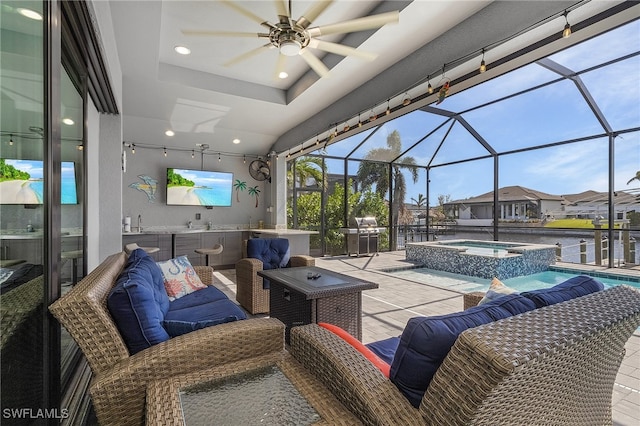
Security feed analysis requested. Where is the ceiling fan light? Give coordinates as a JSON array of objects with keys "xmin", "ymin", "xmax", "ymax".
[{"xmin": 280, "ymin": 39, "xmax": 302, "ymax": 56}]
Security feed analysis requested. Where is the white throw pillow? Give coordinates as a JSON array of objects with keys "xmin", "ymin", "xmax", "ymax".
[
  {"xmin": 478, "ymin": 277, "xmax": 517, "ymax": 305},
  {"xmin": 156, "ymin": 256, "xmax": 207, "ymax": 301}
]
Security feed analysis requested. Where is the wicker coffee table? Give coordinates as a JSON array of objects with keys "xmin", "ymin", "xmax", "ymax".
[
  {"xmin": 259, "ymin": 266, "xmax": 378, "ymax": 343},
  {"xmin": 145, "ymin": 351, "xmax": 361, "ymax": 425}
]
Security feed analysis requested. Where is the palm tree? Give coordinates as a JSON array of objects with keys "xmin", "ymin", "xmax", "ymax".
[
  {"xmin": 288, "ymin": 156, "xmax": 327, "ymax": 189},
  {"xmin": 233, "ymin": 179, "xmax": 246, "ymax": 202},
  {"xmin": 356, "ymin": 130, "xmax": 419, "ymax": 225},
  {"xmin": 248, "ymin": 186, "xmax": 260, "ymax": 208},
  {"xmin": 627, "ymin": 171, "xmax": 640, "ymax": 185},
  {"xmin": 411, "ymin": 193, "xmax": 427, "ymax": 208}
]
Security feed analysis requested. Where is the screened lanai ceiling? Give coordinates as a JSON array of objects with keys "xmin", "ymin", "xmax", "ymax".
[{"xmin": 303, "ymin": 15, "xmax": 639, "ymax": 204}]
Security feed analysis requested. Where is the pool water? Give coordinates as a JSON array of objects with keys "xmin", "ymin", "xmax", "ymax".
[
  {"xmin": 384, "ymin": 266, "xmax": 640, "ymax": 293},
  {"xmin": 440, "ymin": 241, "xmax": 515, "ymax": 258},
  {"xmin": 504, "ymin": 268, "xmax": 640, "ymax": 292}
]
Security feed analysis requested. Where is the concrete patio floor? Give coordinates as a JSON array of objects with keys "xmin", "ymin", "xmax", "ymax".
[{"xmin": 215, "ymin": 251, "xmax": 640, "ymax": 425}]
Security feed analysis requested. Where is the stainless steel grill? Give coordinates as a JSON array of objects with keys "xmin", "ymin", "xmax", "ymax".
[{"xmin": 340, "ymin": 216, "xmax": 383, "ymax": 257}]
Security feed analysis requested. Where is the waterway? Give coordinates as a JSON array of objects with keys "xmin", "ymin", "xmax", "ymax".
[{"xmin": 397, "ymin": 228, "xmax": 639, "ymax": 266}]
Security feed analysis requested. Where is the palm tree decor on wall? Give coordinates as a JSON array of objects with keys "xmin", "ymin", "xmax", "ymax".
[
  {"xmin": 356, "ymin": 130, "xmax": 418, "ymax": 248},
  {"xmin": 233, "ymin": 179, "xmax": 247, "ymax": 202},
  {"xmin": 248, "ymin": 186, "xmax": 261, "ymax": 208}
]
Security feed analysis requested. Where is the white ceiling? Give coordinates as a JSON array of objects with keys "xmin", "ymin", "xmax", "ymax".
[{"xmin": 106, "ymin": 0, "xmax": 578, "ymax": 158}]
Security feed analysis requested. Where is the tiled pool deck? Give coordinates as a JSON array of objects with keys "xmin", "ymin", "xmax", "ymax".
[{"xmin": 215, "ymin": 251, "xmax": 640, "ymax": 426}]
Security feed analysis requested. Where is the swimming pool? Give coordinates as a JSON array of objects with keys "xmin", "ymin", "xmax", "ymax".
[
  {"xmin": 383, "ymin": 265, "xmax": 640, "ymax": 293},
  {"xmin": 405, "ymin": 239, "xmax": 557, "ymax": 279}
]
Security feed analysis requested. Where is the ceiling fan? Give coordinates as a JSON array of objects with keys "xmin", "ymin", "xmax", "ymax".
[
  {"xmin": 182, "ymin": 0, "xmax": 399, "ymax": 78},
  {"xmin": 249, "ymin": 159, "xmax": 271, "ymax": 182}
]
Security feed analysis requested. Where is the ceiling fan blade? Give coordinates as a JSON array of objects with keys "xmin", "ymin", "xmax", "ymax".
[
  {"xmin": 182, "ymin": 30, "xmax": 260, "ymax": 38},
  {"xmin": 297, "ymin": 0, "xmax": 334, "ymax": 29},
  {"xmin": 307, "ymin": 10, "xmax": 399, "ymax": 37},
  {"xmin": 224, "ymin": 44, "xmax": 273, "ymax": 67},
  {"xmin": 300, "ymin": 49, "xmax": 330, "ymax": 78},
  {"xmin": 221, "ymin": 0, "xmax": 272, "ymax": 28},
  {"xmin": 308, "ymin": 39, "xmax": 377, "ymax": 61},
  {"xmin": 274, "ymin": 54, "xmax": 287, "ymax": 80},
  {"xmin": 275, "ymin": 0, "xmax": 290, "ymax": 18}
]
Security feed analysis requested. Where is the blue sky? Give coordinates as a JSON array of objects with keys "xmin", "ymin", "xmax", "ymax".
[{"xmin": 317, "ymin": 20, "xmax": 640, "ymax": 205}]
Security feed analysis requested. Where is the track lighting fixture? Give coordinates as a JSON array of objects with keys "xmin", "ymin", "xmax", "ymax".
[
  {"xmin": 386, "ymin": 99, "xmax": 391, "ymax": 115},
  {"xmin": 427, "ymin": 75, "xmax": 433, "ymax": 94},
  {"xmin": 479, "ymin": 49, "xmax": 486, "ymax": 73},
  {"xmin": 344, "ymin": 122, "xmax": 350, "ymax": 132},
  {"xmin": 316, "ymin": 134, "xmax": 320, "ymax": 145},
  {"xmin": 243, "ymin": 155, "xmax": 246, "ymax": 164},
  {"xmin": 218, "ymin": 153, "xmax": 221, "ymax": 162},
  {"xmin": 369, "ymin": 109, "xmax": 377, "ymax": 122},
  {"xmin": 562, "ymin": 10, "xmax": 572, "ymax": 38},
  {"xmin": 191, "ymin": 150, "xmax": 195, "ymax": 159},
  {"xmin": 358, "ymin": 114, "xmax": 362, "ymax": 127},
  {"xmin": 9, "ymin": 134, "xmax": 13, "ymax": 146},
  {"xmin": 163, "ymin": 147, "xmax": 167, "ymax": 157}
]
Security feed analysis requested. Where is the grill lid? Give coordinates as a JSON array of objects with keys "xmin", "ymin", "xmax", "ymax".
[{"xmin": 351, "ymin": 216, "xmax": 378, "ymax": 228}]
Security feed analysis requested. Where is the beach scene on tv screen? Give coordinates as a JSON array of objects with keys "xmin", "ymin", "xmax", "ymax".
[
  {"xmin": 0, "ymin": 159, "xmax": 77, "ymax": 204},
  {"xmin": 166, "ymin": 168, "xmax": 233, "ymax": 206}
]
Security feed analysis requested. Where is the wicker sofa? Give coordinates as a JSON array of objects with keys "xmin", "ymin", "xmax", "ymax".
[
  {"xmin": 290, "ymin": 284, "xmax": 640, "ymax": 425},
  {"xmin": 48, "ymin": 251, "xmax": 286, "ymax": 426}
]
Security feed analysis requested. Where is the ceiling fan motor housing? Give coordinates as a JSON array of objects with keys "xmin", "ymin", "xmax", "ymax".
[{"xmin": 270, "ymin": 22, "xmax": 309, "ymax": 56}]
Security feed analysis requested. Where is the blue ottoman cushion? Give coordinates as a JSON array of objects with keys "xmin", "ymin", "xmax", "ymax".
[{"xmin": 164, "ymin": 299, "xmax": 247, "ymax": 337}]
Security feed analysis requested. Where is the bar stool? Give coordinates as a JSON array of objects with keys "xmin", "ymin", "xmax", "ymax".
[
  {"xmin": 61, "ymin": 249, "xmax": 83, "ymax": 285},
  {"xmin": 124, "ymin": 243, "xmax": 160, "ymax": 255},
  {"xmin": 195, "ymin": 244, "xmax": 223, "ymax": 266}
]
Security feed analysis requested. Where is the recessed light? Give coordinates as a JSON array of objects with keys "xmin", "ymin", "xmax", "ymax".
[
  {"xmin": 165, "ymin": 130, "xmax": 175, "ymax": 137},
  {"xmin": 278, "ymin": 71, "xmax": 289, "ymax": 79},
  {"xmin": 233, "ymin": 138, "xmax": 241, "ymax": 144},
  {"xmin": 174, "ymin": 45, "xmax": 191, "ymax": 55},
  {"xmin": 18, "ymin": 8, "xmax": 43, "ymax": 20},
  {"xmin": 62, "ymin": 118, "xmax": 74, "ymax": 126}
]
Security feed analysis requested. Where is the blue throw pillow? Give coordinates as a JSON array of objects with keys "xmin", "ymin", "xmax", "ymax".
[
  {"xmin": 366, "ymin": 336, "xmax": 400, "ymax": 365},
  {"xmin": 521, "ymin": 275, "xmax": 604, "ymax": 308},
  {"xmin": 247, "ymin": 238, "xmax": 291, "ymax": 289},
  {"xmin": 390, "ymin": 293, "xmax": 536, "ymax": 408},
  {"xmin": 107, "ymin": 249, "xmax": 170, "ymax": 354}
]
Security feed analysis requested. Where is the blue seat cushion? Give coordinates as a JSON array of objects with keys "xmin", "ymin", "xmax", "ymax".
[
  {"xmin": 390, "ymin": 293, "xmax": 536, "ymax": 408},
  {"xmin": 168, "ymin": 285, "xmax": 229, "ymax": 311},
  {"xmin": 163, "ymin": 299, "xmax": 247, "ymax": 337},
  {"xmin": 107, "ymin": 249, "xmax": 171, "ymax": 354},
  {"xmin": 247, "ymin": 238, "xmax": 291, "ymax": 289},
  {"xmin": 521, "ymin": 275, "xmax": 604, "ymax": 308},
  {"xmin": 366, "ymin": 336, "xmax": 400, "ymax": 365}
]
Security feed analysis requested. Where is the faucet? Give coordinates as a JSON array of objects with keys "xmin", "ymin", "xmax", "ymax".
[{"xmin": 138, "ymin": 214, "xmax": 142, "ymax": 232}]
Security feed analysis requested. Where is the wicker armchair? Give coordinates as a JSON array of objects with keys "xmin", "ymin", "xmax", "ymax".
[
  {"xmin": 1, "ymin": 275, "xmax": 44, "ymax": 411},
  {"xmin": 290, "ymin": 285, "xmax": 640, "ymax": 425},
  {"xmin": 236, "ymin": 238, "xmax": 315, "ymax": 314},
  {"xmin": 49, "ymin": 252, "xmax": 285, "ymax": 426}
]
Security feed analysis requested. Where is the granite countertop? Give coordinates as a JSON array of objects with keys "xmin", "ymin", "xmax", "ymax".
[{"xmin": 122, "ymin": 226, "xmax": 317, "ymax": 236}]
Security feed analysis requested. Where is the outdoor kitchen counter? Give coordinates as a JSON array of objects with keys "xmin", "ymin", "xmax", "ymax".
[{"xmin": 249, "ymin": 229, "xmax": 318, "ymax": 256}]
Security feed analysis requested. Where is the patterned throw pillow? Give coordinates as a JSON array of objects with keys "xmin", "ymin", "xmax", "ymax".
[
  {"xmin": 478, "ymin": 277, "xmax": 517, "ymax": 305},
  {"xmin": 156, "ymin": 256, "xmax": 207, "ymax": 301}
]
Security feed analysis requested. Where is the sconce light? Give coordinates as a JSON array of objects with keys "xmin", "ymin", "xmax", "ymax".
[
  {"xmin": 163, "ymin": 147, "xmax": 167, "ymax": 157},
  {"xmin": 8, "ymin": 134, "xmax": 14, "ymax": 146},
  {"xmin": 479, "ymin": 49, "xmax": 487, "ymax": 73},
  {"xmin": 131, "ymin": 143, "xmax": 135, "ymax": 154},
  {"xmin": 386, "ymin": 99, "xmax": 391, "ymax": 115},
  {"xmin": 402, "ymin": 92, "xmax": 411, "ymax": 106},
  {"xmin": 427, "ymin": 75, "xmax": 433, "ymax": 94}
]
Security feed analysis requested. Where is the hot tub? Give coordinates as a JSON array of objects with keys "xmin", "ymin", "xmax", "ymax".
[{"xmin": 405, "ymin": 239, "xmax": 557, "ymax": 279}]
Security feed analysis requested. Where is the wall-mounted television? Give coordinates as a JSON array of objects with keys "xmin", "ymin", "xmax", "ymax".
[
  {"xmin": 166, "ymin": 168, "xmax": 233, "ymax": 207},
  {"xmin": 0, "ymin": 159, "xmax": 78, "ymax": 205}
]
